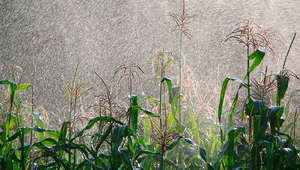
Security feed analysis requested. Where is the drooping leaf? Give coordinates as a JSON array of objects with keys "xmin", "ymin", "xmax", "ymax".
[
  {"xmin": 174, "ymin": 55, "xmax": 180, "ymax": 61},
  {"xmin": 134, "ymin": 150, "xmax": 160, "ymax": 163},
  {"xmin": 129, "ymin": 105, "xmax": 160, "ymax": 118},
  {"xmin": 198, "ymin": 146, "xmax": 214, "ymax": 170},
  {"xmin": 282, "ymin": 148, "xmax": 297, "ymax": 169},
  {"xmin": 96, "ymin": 123, "xmax": 113, "ymax": 151},
  {"xmin": 50, "ymin": 153, "xmax": 71, "ymax": 170},
  {"xmin": 0, "ymin": 80, "xmax": 18, "ymax": 105},
  {"xmin": 162, "ymin": 59, "xmax": 172, "ymax": 74},
  {"xmin": 72, "ymin": 116, "xmax": 124, "ymax": 141},
  {"xmin": 167, "ymin": 137, "xmax": 181, "ymax": 151},
  {"xmin": 140, "ymin": 107, "xmax": 160, "ymax": 118},
  {"xmin": 147, "ymin": 95, "xmax": 166, "ymax": 106},
  {"xmin": 247, "ymin": 50, "xmax": 265, "ymax": 74},
  {"xmin": 161, "ymin": 78, "xmax": 173, "ymax": 103},
  {"xmin": 276, "ymin": 74, "xmax": 289, "ymax": 106},
  {"xmin": 218, "ymin": 78, "xmax": 247, "ymax": 123},
  {"xmin": 32, "ymin": 112, "xmax": 45, "ymax": 141},
  {"xmin": 268, "ymin": 106, "xmax": 284, "ymax": 134},
  {"xmin": 169, "ymin": 86, "xmax": 180, "ymax": 104}
]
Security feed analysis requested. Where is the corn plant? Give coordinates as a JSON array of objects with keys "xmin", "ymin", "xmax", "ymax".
[
  {"xmin": 55, "ymin": 60, "xmax": 95, "ymax": 166},
  {"xmin": 214, "ymin": 21, "xmax": 300, "ymax": 170},
  {"xmin": 0, "ymin": 66, "xmax": 31, "ymax": 169}
]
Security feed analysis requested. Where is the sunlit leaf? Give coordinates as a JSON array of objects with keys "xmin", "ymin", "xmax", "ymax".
[
  {"xmin": 147, "ymin": 95, "xmax": 166, "ymax": 106},
  {"xmin": 218, "ymin": 77, "xmax": 247, "ymax": 122},
  {"xmin": 15, "ymin": 83, "xmax": 31, "ymax": 91},
  {"xmin": 162, "ymin": 59, "xmax": 172, "ymax": 74},
  {"xmin": 248, "ymin": 50, "xmax": 265, "ymax": 73}
]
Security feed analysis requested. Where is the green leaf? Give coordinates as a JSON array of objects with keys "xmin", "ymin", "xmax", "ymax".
[
  {"xmin": 0, "ymin": 80, "xmax": 18, "ymax": 97},
  {"xmin": 1, "ymin": 126, "xmax": 56, "ymax": 144},
  {"xmin": 227, "ymin": 127, "xmax": 245, "ymax": 169},
  {"xmin": 167, "ymin": 137, "xmax": 181, "ymax": 151},
  {"xmin": 169, "ymin": 86, "xmax": 181, "ymax": 104},
  {"xmin": 140, "ymin": 107, "xmax": 160, "ymax": 118},
  {"xmin": 32, "ymin": 112, "xmax": 45, "ymax": 141},
  {"xmin": 251, "ymin": 99, "xmax": 267, "ymax": 142},
  {"xmin": 50, "ymin": 154, "xmax": 70, "ymax": 170},
  {"xmin": 72, "ymin": 116, "xmax": 124, "ymax": 141},
  {"xmin": 247, "ymin": 50, "xmax": 265, "ymax": 71},
  {"xmin": 119, "ymin": 149, "xmax": 133, "ymax": 170},
  {"xmin": 275, "ymin": 130, "xmax": 293, "ymax": 143},
  {"xmin": 185, "ymin": 105, "xmax": 201, "ymax": 144},
  {"xmin": 162, "ymin": 59, "xmax": 172, "ymax": 73},
  {"xmin": 130, "ymin": 95, "xmax": 139, "ymax": 133},
  {"xmin": 15, "ymin": 83, "xmax": 31, "ymax": 91},
  {"xmin": 214, "ymin": 142, "xmax": 229, "ymax": 170},
  {"xmin": 268, "ymin": 106, "xmax": 284, "ymax": 134},
  {"xmin": 58, "ymin": 122, "xmax": 69, "ymax": 144},
  {"xmin": 147, "ymin": 95, "xmax": 166, "ymax": 106},
  {"xmin": 112, "ymin": 125, "xmax": 126, "ymax": 169},
  {"xmin": 242, "ymin": 50, "xmax": 265, "ymax": 81},
  {"xmin": 135, "ymin": 151, "xmax": 160, "ymax": 162},
  {"xmin": 99, "ymin": 116, "xmax": 125, "ymax": 124},
  {"xmin": 136, "ymin": 135, "xmax": 147, "ymax": 149},
  {"xmin": 96, "ymin": 123, "xmax": 113, "ymax": 151},
  {"xmin": 44, "ymin": 131, "xmax": 60, "ymax": 139},
  {"xmin": 182, "ymin": 137, "xmax": 195, "ymax": 145},
  {"xmin": 276, "ymin": 74, "xmax": 289, "ymax": 106},
  {"xmin": 174, "ymin": 55, "xmax": 180, "ymax": 61},
  {"xmin": 141, "ymin": 118, "xmax": 151, "ymax": 143},
  {"xmin": 39, "ymin": 138, "xmax": 60, "ymax": 146},
  {"xmin": 161, "ymin": 78, "xmax": 173, "ymax": 102},
  {"xmin": 283, "ymin": 148, "xmax": 297, "ymax": 169},
  {"xmin": 198, "ymin": 146, "xmax": 214, "ymax": 170},
  {"xmin": 218, "ymin": 78, "xmax": 247, "ymax": 122},
  {"xmin": 258, "ymin": 141, "xmax": 273, "ymax": 170},
  {"xmin": 6, "ymin": 131, "xmax": 20, "ymax": 142},
  {"xmin": 129, "ymin": 105, "xmax": 160, "ymax": 118}
]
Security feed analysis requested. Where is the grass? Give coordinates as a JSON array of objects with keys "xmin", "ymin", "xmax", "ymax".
[{"xmin": 1, "ymin": 0, "xmax": 300, "ymax": 169}]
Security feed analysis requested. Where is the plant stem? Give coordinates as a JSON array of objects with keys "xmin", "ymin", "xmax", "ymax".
[
  {"xmin": 160, "ymin": 149, "xmax": 164, "ymax": 170},
  {"xmin": 128, "ymin": 64, "xmax": 132, "ymax": 129},
  {"xmin": 179, "ymin": 32, "xmax": 183, "ymax": 128},
  {"xmin": 68, "ymin": 100, "xmax": 73, "ymax": 164},
  {"xmin": 282, "ymin": 33, "xmax": 297, "ymax": 71},
  {"xmin": 20, "ymin": 128, "xmax": 25, "ymax": 170},
  {"xmin": 247, "ymin": 32, "xmax": 252, "ymax": 145},
  {"xmin": 159, "ymin": 50, "xmax": 164, "ymax": 129}
]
